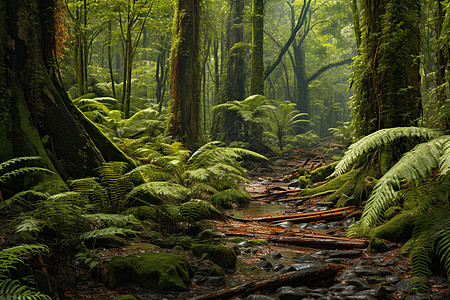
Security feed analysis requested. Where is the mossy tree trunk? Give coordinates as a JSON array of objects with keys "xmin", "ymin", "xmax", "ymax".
[
  {"xmin": 0, "ymin": 0, "xmax": 133, "ymax": 180},
  {"xmin": 211, "ymin": 0, "xmax": 246, "ymax": 142},
  {"xmin": 250, "ymin": 0, "xmax": 264, "ymax": 96},
  {"xmin": 167, "ymin": 0, "xmax": 203, "ymax": 150},
  {"xmin": 351, "ymin": 0, "xmax": 422, "ymax": 137}
]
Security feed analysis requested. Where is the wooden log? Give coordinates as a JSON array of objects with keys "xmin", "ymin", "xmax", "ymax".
[
  {"xmin": 269, "ymin": 209, "xmax": 353, "ymax": 224},
  {"xmin": 252, "ymin": 206, "xmax": 354, "ymax": 223},
  {"xmin": 251, "ymin": 188, "xmax": 302, "ymax": 199},
  {"xmin": 190, "ymin": 265, "xmax": 344, "ymax": 300},
  {"xmin": 268, "ymin": 236, "xmax": 369, "ymax": 249}
]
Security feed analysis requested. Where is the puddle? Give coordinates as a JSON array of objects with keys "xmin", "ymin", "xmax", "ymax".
[{"xmin": 228, "ymin": 203, "xmax": 285, "ymax": 219}]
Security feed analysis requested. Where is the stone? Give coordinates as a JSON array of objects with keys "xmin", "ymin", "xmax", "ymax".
[
  {"xmin": 106, "ymin": 255, "xmax": 136, "ymax": 289},
  {"xmin": 297, "ymin": 223, "xmax": 310, "ymax": 229},
  {"xmin": 337, "ymin": 269, "xmax": 356, "ymax": 281},
  {"xmin": 343, "ymin": 217, "xmax": 356, "ymax": 228},
  {"xmin": 386, "ymin": 276, "xmax": 401, "ymax": 284},
  {"xmin": 396, "ymin": 278, "xmax": 417, "ymax": 293},
  {"xmin": 328, "ymin": 221, "xmax": 342, "ymax": 227},
  {"xmin": 273, "ymin": 264, "xmax": 285, "ymax": 272},
  {"xmin": 366, "ymin": 276, "xmax": 385, "ymax": 284},
  {"xmin": 192, "ymin": 244, "xmax": 237, "ymax": 271},
  {"xmin": 278, "ymin": 286, "xmax": 308, "ymax": 299},
  {"xmin": 369, "ymin": 237, "xmax": 388, "ymax": 253},
  {"xmin": 347, "ymin": 278, "xmax": 371, "ymax": 291},
  {"xmin": 292, "ymin": 254, "xmax": 322, "ymax": 263},
  {"xmin": 272, "ymin": 252, "xmax": 282, "ymax": 259},
  {"xmin": 276, "ymin": 221, "xmax": 295, "ymax": 228},
  {"xmin": 288, "ymin": 181, "xmax": 300, "ymax": 188},
  {"xmin": 113, "ymin": 295, "xmax": 138, "ymax": 300},
  {"xmin": 345, "ymin": 296, "xmax": 377, "ymax": 300},
  {"xmin": 204, "ymin": 276, "xmax": 226, "ymax": 286},
  {"xmin": 256, "ymin": 260, "xmax": 273, "ymax": 270},
  {"xmin": 354, "ymin": 266, "xmax": 382, "ymax": 277},
  {"xmin": 329, "ymin": 250, "xmax": 362, "ymax": 258},
  {"xmin": 246, "ymin": 295, "xmax": 277, "ymax": 300},
  {"xmin": 329, "ymin": 284, "xmax": 348, "ymax": 292},
  {"xmin": 309, "ymin": 223, "xmax": 329, "ymax": 230}
]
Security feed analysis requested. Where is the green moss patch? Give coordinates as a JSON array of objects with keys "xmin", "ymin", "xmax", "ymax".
[
  {"xmin": 370, "ymin": 211, "xmax": 415, "ymax": 243},
  {"xmin": 191, "ymin": 244, "xmax": 237, "ymax": 271},
  {"xmin": 310, "ymin": 161, "xmax": 338, "ymax": 183},
  {"xmin": 106, "ymin": 255, "xmax": 136, "ymax": 289}
]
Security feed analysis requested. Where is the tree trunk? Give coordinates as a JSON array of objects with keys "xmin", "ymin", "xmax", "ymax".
[
  {"xmin": 108, "ymin": 21, "xmax": 116, "ymax": 99},
  {"xmin": 352, "ymin": 0, "xmax": 421, "ymax": 137},
  {"xmin": 250, "ymin": 0, "xmax": 264, "ymax": 95},
  {"xmin": 0, "ymin": 0, "xmax": 133, "ymax": 180},
  {"xmin": 167, "ymin": 0, "xmax": 203, "ymax": 150}
]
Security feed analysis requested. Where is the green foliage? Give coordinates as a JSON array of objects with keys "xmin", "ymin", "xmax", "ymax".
[
  {"xmin": 328, "ymin": 121, "xmax": 353, "ymax": 146},
  {"xmin": 0, "ymin": 279, "xmax": 51, "ymax": 300},
  {"xmin": 208, "ymin": 189, "xmax": 251, "ymax": 208},
  {"xmin": 83, "ymin": 213, "xmax": 142, "ymax": 230},
  {"xmin": 0, "ymin": 156, "xmax": 54, "ymax": 185},
  {"xmin": 79, "ymin": 226, "xmax": 139, "ymax": 240},
  {"xmin": 330, "ymin": 127, "xmax": 442, "ymax": 179},
  {"xmin": 177, "ymin": 199, "xmax": 225, "ymax": 225},
  {"xmin": 265, "ymin": 100, "xmax": 310, "ymax": 151},
  {"xmin": 0, "ymin": 190, "xmax": 48, "ymax": 211},
  {"xmin": 125, "ymin": 182, "xmax": 190, "ymax": 205}
]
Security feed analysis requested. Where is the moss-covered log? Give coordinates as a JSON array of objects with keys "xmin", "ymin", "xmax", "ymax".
[{"xmin": 0, "ymin": 0, "xmax": 133, "ymax": 180}]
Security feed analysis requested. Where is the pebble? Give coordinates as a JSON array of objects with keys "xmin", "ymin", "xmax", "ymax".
[
  {"xmin": 347, "ymin": 278, "xmax": 371, "ymax": 290},
  {"xmin": 354, "ymin": 266, "xmax": 382, "ymax": 277},
  {"xmin": 395, "ymin": 278, "xmax": 417, "ymax": 293},
  {"xmin": 386, "ymin": 276, "xmax": 401, "ymax": 284},
  {"xmin": 204, "ymin": 276, "xmax": 225, "ymax": 286},
  {"xmin": 277, "ymin": 286, "xmax": 308, "ymax": 299},
  {"xmin": 329, "ymin": 250, "xmax": 362, "ymax": 258},
  {"xmin": 276, "ymin": 221, "xmax": 295, "ymax": 227},
  {"xmin": 297, "ymin": 223, "xmax": 310, "ymax": 229}
]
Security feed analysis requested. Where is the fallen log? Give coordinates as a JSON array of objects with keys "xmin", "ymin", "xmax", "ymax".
[
  {"xmin": 276, "ymin": 190, "xmax": 337, "ymax": 203},
  {"xmin": 190, "ymin": 265, "xmax": 344, "ymax": 300},
  {"xmin": 268, "ymin": 236, "xmax": 369, "ymax": 249},
  {"xmin": 269, "ymin": 209, "xmax": 353, "ymax": 224},
  {"xmin": 252, "ymin": 206, "xmax": 354, "ymax": 223},
  {"xmin": 251, "ymin": 188, "xmax": 302, "ymax": 199}
]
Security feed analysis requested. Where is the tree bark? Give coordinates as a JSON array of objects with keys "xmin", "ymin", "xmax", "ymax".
[
  {"xmin": 167, "ymin": 0, "xmax": 203, "ymax": 150},
  {"xmin": 0, "ymin": 0, "xmax": 133, "ymax": 180},
  {"xmin": 250, "ymin": 0, "xmax": 264, "ymax": 95}
]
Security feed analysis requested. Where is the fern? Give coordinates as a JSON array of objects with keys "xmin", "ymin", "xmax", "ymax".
[
  {"xmin": 15, "ymin": 218, "xmax": 43, "ymax": 235},
  {"xmin": 358, "ymin": 136, "xmax": 449, "ymax": 227},
  {"xmin": 177, "ymin": 199, "xmax": 225, "ymax": 224},
  {"xmin": 329, "ymin": 127, "xmax": 442, "ymax": 178},
  {"xmin": 0, "ymin": 279, "xmax": 51, "ymax": 300},
  {"xmin": 80, "ymin": 226, "xmax": 139, "ymax": 240},
  {"xmin": 0, "ymin": 244, "xmax": 49, "ymax": 279},
  {"xmin": 208, "ymin": 189, "xmax": 251, "ymax": 209},
  {"xmin": 0, "ymin": 190, "xmax": 48, "ymax": 211},
  {"xmin": 83, "ymin": 213, "xmax": 142, "ymax": 230},
  {"xmin": 126, "ymin": 182, "xmax": 190, "ymax": 204}
]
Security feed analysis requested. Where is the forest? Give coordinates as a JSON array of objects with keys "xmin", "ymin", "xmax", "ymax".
[{"xmin": 0, "ymin": 0, "xmax": 449, "ymax": 299}]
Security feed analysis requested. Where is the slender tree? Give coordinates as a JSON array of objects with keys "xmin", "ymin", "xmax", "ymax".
[
  {"xmin": 167, "ymin": 0, "xmax": 203, "ymax": 150},
  {"xmin": 251, "ymin": 0, "xmax": 264, "ymax": 95},
  {"xmin": 0, "ymin": 0, "xmax": 132, "ymax": 180}
]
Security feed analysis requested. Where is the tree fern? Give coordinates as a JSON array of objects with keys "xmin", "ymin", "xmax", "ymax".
[
  {"xmin": 0, "ymin": 244, "xmax": 49, "ymax": 279},
  {"xmin": 0, "ymin": 279, "xmax": 51, "ymax": 300},
  {"xmin": 358, "ymin": 136, "xmax": 449, "ymax": 227},
  {"xmin": 126, "ymin": 182, "xmax": 190, "ymax": 205},
  {"xmin": 329, "ymin": 127, "xmax": 442, "ymax": 178},
  {"xmin": 83, "ymin": 213, "xmax": 142, "ymax": 230}
]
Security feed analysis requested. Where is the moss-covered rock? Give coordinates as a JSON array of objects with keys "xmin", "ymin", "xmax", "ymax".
[
  {"xmin": 198, "ymin": 229, "xmax": 217, "ymax": 239},
  {"xmin": 370, "ymin": 211, "xmax": 415, "ymax": 243},
  {"xmin": 133, "ymin": 252, "xmax": 193, "ymax": 291},
  {"xmin": 298, "ymin": 176, "xmax": 311, "ymax": 189},
  {"xmin": 84, "ymin": 235, "xmax": 129, "ymax": 249},
  {"xmin": 106, "ymin": 255, "xmax": 136, "ymax": 289},
  {"xmin": 249, "ymin": 239, "xmax": 268, "ymax": 246},
  {"xmin": 155, "ymin": 234, "xmax": 194, "ymax": 250},
  {"xmin": 229, "ymin": 237, "xmax": 248, "ymax": 243},
  {"xmin": 113, "ymin": 295, "xmax": 138, "ymax": 300},
  {"xmin": 369, "ymin": 237, "xmax": 388, "ymax": 253},
  {"xmin": 298, "ymin": 167, "xmax": 306, "ymax": 176},
  {"xmin": 191, "ymin": 244, "xmax": 237, "ymax": 271},
  {"xmin": 310, "ymin": 161, "xmax": 338, "ymax": 183},
  {"xmin": 384, "ymin": 206, "xmax": 402, "ymax": 220}
]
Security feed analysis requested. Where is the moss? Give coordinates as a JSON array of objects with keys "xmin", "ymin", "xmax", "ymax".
[
  {"xmin": 310, "ymin": 161, "xmax": 338, "ymax": 183},
  {"xmin": 229, "ymin": 237, "xmax": 248, "ymax": 243},
  {"xmin": 299, "ymin": 168, "xmax": 361, "ymax": 197},
  {"xmin": 298, "ymin": 176, "xmax": 311, "ymax": 189},
  {"xmin": 198, "ymin": 229, "xmax": 214, "ymax": 239},
  {"xmin": 106, "ymin": 255, "xmax": 136, "ymax": 289},
  {"xmin": 133, "ymin": 252, "xmax": 193, "ymax": 291},
  {"xmin": 173, "ymin": 245, "xmax": 184, "ymax": 251},
  {"xmin": 399, "ymin": 238, "xmax": 415, "ymax": 258},
  {"xmin": 210, "ymin": 263, "xmax": 226, "ymax": 277},
  {"xmin": 127, "ymin": 242, "xmax": 160, "ymax": 250},
  {"xmin": 369, "ymin": 237, "xmax": 388, "ymax": 253},
  {"xmin": 384, "ymin": 206, "xmax": 402, "ymax": 220},
  {"xmin": 298, "ymin": 167, "xmax": 306, "ymax": 176},
  {"xmin": 191, "ymin": 244, "xmax": 237, "ymax": 271},
  {"xmin": 249, "ymin": 239, "xmax": 268, "ymax": 246},
  {"xmin": 113, "ymin": 295, "xmax": 138, "ymax": 300},
  {"xmin": 370, "ymin": 211, "xmax": 415, "ymax": 243},
  {"xmin": 85, "ymin": 235, "xmax": 129, "ymax": 249}
]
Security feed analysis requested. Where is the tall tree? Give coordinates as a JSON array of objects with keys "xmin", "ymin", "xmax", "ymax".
[
  {"xmin": 167, "ymin": 0, "xmax": 203, "ymax": 150},
  {"xmin": 0, "ymin": 0, "xmax": 132, "ymax": 179},
  {"xmin": 351, "ymin": 0, "xmax": 422, "ymax": 137},
  {"xmin": 250, "ymin": 0, "xmax": 264, "ymax": 95}
]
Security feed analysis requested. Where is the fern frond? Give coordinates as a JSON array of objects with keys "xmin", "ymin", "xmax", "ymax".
[
  {"xmin": 0, "ymin": 190, "xmax": 48, "ymax": 211},
  {"xmin": 15, "ymin": 218, "xmax": 43, "ymax": 234},
  {"xmin": 0, "ymin": 244, "xmax": 49, "ymax": 279},
  {"xmin": 358, "ymin": 136, "xmax": 447, "ymax": 227},
  {"xmin": 177, "ymin": 199, "xmax": 225, "ymax": 224},
  {"xmin": 329, "ymin": 127, "xmax": 442, "ymax": 178},
  {"xmin": 80, "ymin": 226, "xmax": 139, "ymax": 240},
  {"xmin": 0, "ymin": 157, "xmax": 42, "ymax": 175},
  {"xmin": 440, "ymin": 136, "xmax": 450, "ymax": 175},
  {"xmin": 0, "ymin": 167, "xmax": 55, "ymax": 185},
  {"xmin": 208, "ymin": 189, "xmax": 251, "ymax": 208},
  {"xmin": 83, "ymin": 213, "xmax": 142, "ymax": 230},
  {"xmin": 126, "ymin": 182, "xmax": 189, "ymax": 204},
  {"xmin": 0, "ymin": 279, "xmax": 51, "ymax": 300}
]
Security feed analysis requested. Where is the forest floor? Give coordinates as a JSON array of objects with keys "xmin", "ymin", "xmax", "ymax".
[{"xmin": 67, "ymin": 150, "xmax": 449, "ymax": 300}]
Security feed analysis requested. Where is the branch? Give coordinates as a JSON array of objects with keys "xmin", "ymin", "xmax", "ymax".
[
  {"xmin": 307, "ymin": 58, "xmax": 353, "ymax": 83},
  {"xmin": 264, "ymin": 0, "xmax": 312, "ymax": 79}
]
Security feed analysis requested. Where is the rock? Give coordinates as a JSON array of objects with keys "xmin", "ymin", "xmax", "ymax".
[
  {"xmin": 366, "ymin": 276, "xmax": 385, "ymax": 284},
  {"xmin": 250, "ymin": 239, "xmax": 269, "ymax": 246},
  {"xmin": 370, "ymin": 211, "xmax": 415, "ymax": 243},
  {"xmin": 340, "ymin": 287, "xmax": 356, "ymax": 296},
  {"xmin": 246, "ymin": 295, "xmax": 277, "ymax": 300},
  {"xmin": 276, "ymin": 221, "xmax": 295, "ymax": 228},
  {"xmin": 386, "ymin": 276, "xmax": 401, "ymax": 284},
  {"xmin": 354, "ymin": 286, "xmax": 387, "ymax": 299},
  {"xmin": 279, "ymin": 262, "xmax": 324, "ymax": 274},
  {"xmin": 345, "ymin": 296, "xmax": 377, "ymax": 300},
  {"xmin": 325, "ymin": 258, "xmax": 347, "ymax": 264},
  {"xmin": 384, "ymin": 206, "xmax": 402, "ymax": 220},
  {"xmin": 328, "ymin": 221, "xmax": 342, "ymax": 227},
  {"xmin": 329, "ymin": 250, "xmax": 362, "ymax": 259},
  {"xmin": 347, "ymin": 278, "xmax": 371, "ymax": 291},
  {"xmin": 298, "ymin": 176, "xmax": 312, "ymax": 188},
  {"xmin": 343, "ymin": 217, "xmax": 356, "ymax": 228},
  {"xmin": 309, "ymin": 223, "xmax": 329, "ymax": 230},
  {"xmin": 315, "ymin": 250, "xmax": 330, "ymax": 256},
  {"xmin": 329, "ymin": 284, "xmax": 347, "ymax": 292},
  {"xmin": 133, "ymin": 252, "xmax": 193, "ymax": 291},
  {"xmin": 238, "ymin": 240, "xmax": 249, "ymax": 247},
  {"xmin": 84, "ymin": 234, "xmax": 129, "ymax": 249},
  {"xmin": 297, "ymin": 223, "xmax": 310, "ymax": 229},
  {"xmin": 403, "ymin": 294, "xmax": 432, "ymax": 300},
  {"xmin": 282, "ymin": 176, "xmax": 291, "ymax": 183},
  {"xmin": 194, "ymin": 264, "xmax": 225, "ymax": 277},
  {"xmin": 292, "ymin": 255, "xmax": 322, "ymax": 263},
  {"xmin": 273, "ymin": 264, "xmax": 285, "ymax": 272},
  {"xmin": 278, "ymin": 286, "xmax": 308, "ymax": 300},
  {"xmin": 337, "ymin": 269, "xmax": 356, "ymax": 281},
  {"xmin": 395, "ymin": 278, "xmax": 417, "ymax": 293},
  {"xmin": 369, "ymin": 237, "xmax": 388, "ymax": 253},
  {"xmin": 106, "ymin": 255, "xmax": 136, "ymax": 289},
  {"xmin": 256, "ymin": 260, "xmax": 273, "ymax": 270},
  {"xmin": 204, "ymin": 276, "xmax": 226, "ymax": 286},
  {"xmin": 354, "ymin": 266, "xmax": 382, "ymax": 277},
  {"xmin": 288, "ymin": 181, "xmax": 300, "ymax": 188},
  {"xmin": 229, "ymin": 237, "xmax": 248, "ymax": 243},
  {"xmin": 272, "ymin": 252, "xmax": 282, "ymax": 259},
  {"xmin": 192, "ymin": 244, "xmax": 237, "ymax": 271}
]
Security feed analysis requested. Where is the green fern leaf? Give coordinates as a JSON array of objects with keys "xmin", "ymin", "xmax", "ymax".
[{"xmin": 0, "ymin": 279, "xmax": 51, "ymax": 300}]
